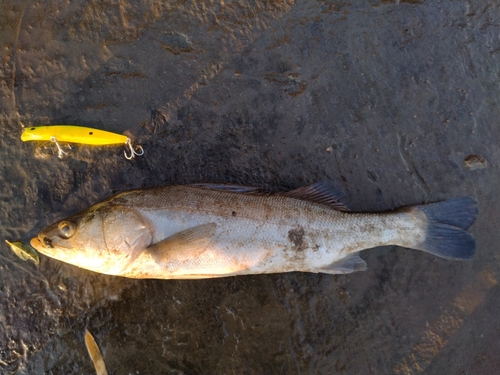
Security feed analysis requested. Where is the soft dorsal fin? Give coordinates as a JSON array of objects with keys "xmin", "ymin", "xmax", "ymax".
[
  {"xmin": 279, "ymin": 181, "xmax": 350, "ymax": 211},
  {"xmin": 189, "ymin": 183, "xmax": 260, "ymax": 194},
  {"xmin": 147, "ymin": 222, "xmax": 217, "ymax": 264}
]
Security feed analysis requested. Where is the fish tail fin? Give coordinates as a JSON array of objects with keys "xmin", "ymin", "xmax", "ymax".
[{"xmin": 413, "ymin": 197, "xmax": 477, "ymax": 260}]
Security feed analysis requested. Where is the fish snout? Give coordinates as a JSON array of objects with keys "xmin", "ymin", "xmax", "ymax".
[{"xmin": 30, "ymin": 237, "xmax": 42, "ymax": 251}]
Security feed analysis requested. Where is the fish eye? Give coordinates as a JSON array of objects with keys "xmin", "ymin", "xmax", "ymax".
[{"xmin": 58, "ymin": 221, "xmax": 75, "ymax": 238}]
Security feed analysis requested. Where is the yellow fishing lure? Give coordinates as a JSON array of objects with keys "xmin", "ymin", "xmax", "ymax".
[{"xmin": 21, "ymin": 125, "xmax": 143, "ymax": 159}]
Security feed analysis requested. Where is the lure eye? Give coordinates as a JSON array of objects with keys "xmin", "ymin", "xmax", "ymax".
[{"xmin": 58, "ymin": 221, "xmax": 75, "ymax": 238}]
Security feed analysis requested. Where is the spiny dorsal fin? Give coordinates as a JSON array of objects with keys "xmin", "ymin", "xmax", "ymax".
[
  {"xmin": 190, "ymin": 181, "xmax": 350, "ymax": 210},
  {"xmin": 279, "ymin": 181, "xmax": 350, "ymax": 211},
  {"xmin": 147, "ymin": 222, "xmax": 217, "ymax": 263},
  {"xmin": 189, "ymin": 183, "xmax": 261, "ymax": 194}
]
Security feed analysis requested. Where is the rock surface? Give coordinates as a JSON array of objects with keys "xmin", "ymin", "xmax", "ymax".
[{"xmin": 1, "ymin": 0, "xmax": 499, "ymax": 374}]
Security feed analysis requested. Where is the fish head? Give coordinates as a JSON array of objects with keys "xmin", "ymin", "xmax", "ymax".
[
  {"xmin": 31, "ymin": 210, "xmax": 106, "ymax": 269},
  {"xmin": 30, "ymin": 205, "xmax": 153, "ymax": 275}
]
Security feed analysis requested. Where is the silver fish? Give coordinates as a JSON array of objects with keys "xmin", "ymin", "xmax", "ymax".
[{"xmin": 30, "ymin": 182, "xmax": 477, "ymax": 279}]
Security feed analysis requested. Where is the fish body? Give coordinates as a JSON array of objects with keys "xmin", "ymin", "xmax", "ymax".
[{"xmin": 30, "ymin": 182, "xmax": 477, "ymax": 279}]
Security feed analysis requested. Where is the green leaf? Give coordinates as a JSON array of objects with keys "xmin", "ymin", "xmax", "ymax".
[{"xmin": 5, "ymin": 240, "xmax": 40, "ymax": 265}]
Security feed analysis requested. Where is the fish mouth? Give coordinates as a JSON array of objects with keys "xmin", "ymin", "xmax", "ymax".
[
  {"xmin": 30, "ymin": 237, "xmax": 44, "ymax": 252},
  {"xmin": 31, "ymin": 235, "xmax": 73, "ymax": 252}
]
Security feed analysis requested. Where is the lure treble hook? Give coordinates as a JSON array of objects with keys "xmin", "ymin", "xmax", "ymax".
[
  {"xmin": 124, "ymin": 138, "xmax": 144, "ymax": 160},
  {"xmin": 50, "ymin": 136, "xmax": 68, "ymax": 159}
]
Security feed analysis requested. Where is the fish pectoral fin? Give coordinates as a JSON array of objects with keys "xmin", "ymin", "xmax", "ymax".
[
  {"xmin": 319, "ymin": 253, "xmax": 367, "ymax": 274},
  {"xmin": 147, "ymin": 222, "xmax": 217, "ymax": 263},
  {"xmin": 278, "ymin": 181, "xmax": 351, "ymax": 211}
]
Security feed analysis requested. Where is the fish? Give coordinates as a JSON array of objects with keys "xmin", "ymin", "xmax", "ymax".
[{"xmin": 29, "ymin": 181, "xmax": 477, "ymax": 279}]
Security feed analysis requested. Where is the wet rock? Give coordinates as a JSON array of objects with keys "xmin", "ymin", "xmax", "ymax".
[
  {"xmin": 265, "ymin": 72, "xmax": 307, "ymax": 97},
  {"xmin": 157, "ymin": 32, "xmax": 193, "ymax": 55}
]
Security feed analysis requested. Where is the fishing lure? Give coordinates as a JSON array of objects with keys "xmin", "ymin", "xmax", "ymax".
[{"xmin": 21, "ymin": 125, "xmax": 144, "ymax": 159}]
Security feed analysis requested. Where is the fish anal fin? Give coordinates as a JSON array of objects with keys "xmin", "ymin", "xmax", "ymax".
[
  {"xmin": 147, "ymin": 222, "xmax": 217, "ymax": 263},
  {"xmin": 280, "ymin": 181, "xmax": 350, "ymax": 211},
  {"xmin": 319, "ymin": 253, "xmax": 367, "ymax": 274}
]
